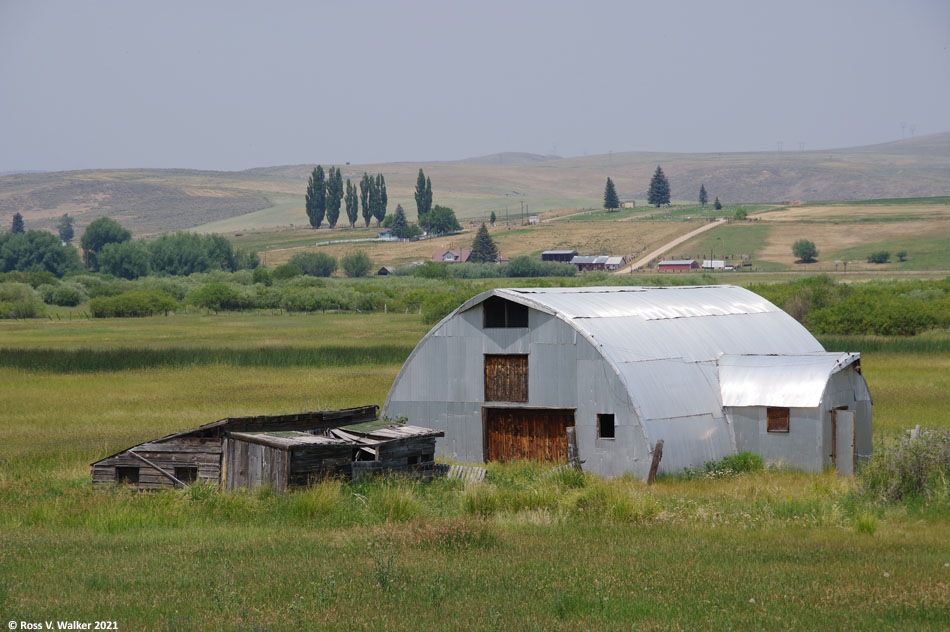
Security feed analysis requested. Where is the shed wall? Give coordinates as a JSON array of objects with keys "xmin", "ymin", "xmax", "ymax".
[
  {"xmin": 92, "ymin": 437, "xmax": 222, "ymax": 489},
  {"xmin": 729, "ymin": 406, "xmax": 823, "ymax": 471}
]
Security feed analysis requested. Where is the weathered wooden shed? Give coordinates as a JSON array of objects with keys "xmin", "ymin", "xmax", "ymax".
[
  {"xmin": 91, "ymin": 406, "xmax": 444, "ymax": 491},
  {"xmin": 383, "ymin": 286, "xmax": 872, "ymax": 479}
]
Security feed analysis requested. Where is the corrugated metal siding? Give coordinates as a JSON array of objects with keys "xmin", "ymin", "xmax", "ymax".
[{"xmin": 719, "ymin": 353, "xmax": 860, "ymax": 407}]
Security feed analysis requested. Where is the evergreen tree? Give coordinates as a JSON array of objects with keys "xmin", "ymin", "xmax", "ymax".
[
  {"xmin": 391, "ymin": 204, "xmax": 408, "ymax": 238},
  {"xmin": 344, "ymin": 179, "xmax": 359, "ymax": 228},
  {"xmin": 490, "ymin": 211, "xmax": 496, "ymax": 225},
  {"xmin": 699, "ymin": 184, "xmax": 708, "ymax": 208},
  {"xmin": 469, "ymin": 223, "xmax": 499, "ymax": 263},
  {"xmin": 714, "ymin": 197, "xmax": 722, "ymax": 210},
  {"xmin": 325, "ymin": 167, "xmax": 344, "ymax": 228},
  {"xmin": 373, "ymin": 173, "xmax": 387, "ymax": 226},
  {"xmin": 647, "ymin": 166, "xmax": 671, "ymax": 208},
  {"xmin": 359, "ymin": 173, "xmax": 373, "ymax": 227},
  {"xmin": 603, "ymin": 177, "xmax": 620, "ymax": 210},
  {"xmin": 305, "ymin": 166, "xmax": 327, "ymax": 228},
  {"xmin": 11, "ymin": 212, "xmax": 25, "ymax": 234},
  {"xmin": 57, "ymin": 213, "xmax": 74, "ymax": 242}
]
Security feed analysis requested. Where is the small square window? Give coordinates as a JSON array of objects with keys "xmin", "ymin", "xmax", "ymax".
[
  {"xmin": 174, "ymin": 466, "xmax": 198, "ymax": 483},
  {"xmin": 767, "ymin": 407, "xmax": 790, "ymax": 433},
  {"xmin": 116, "ymin": 466, "xmax": 139, "ymax": 484},
  {"xmin": 597, "ymin": 414, "xmax": 616, "ymax": 439}
]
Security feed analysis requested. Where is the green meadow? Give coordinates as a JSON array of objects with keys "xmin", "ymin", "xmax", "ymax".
[{"xmin": 1, "ymin": 312, "xmax": 949, "ymax": 630}]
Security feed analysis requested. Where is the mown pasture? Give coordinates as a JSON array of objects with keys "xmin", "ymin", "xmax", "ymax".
[{"xmin": 1, "ymin": 312, "xmax": 949, "ymax": 630}]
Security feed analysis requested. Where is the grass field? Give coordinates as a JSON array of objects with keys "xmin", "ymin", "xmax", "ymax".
[{"xmin": 1, "ymin": 312, "xmax": 949, "ymax": 629}]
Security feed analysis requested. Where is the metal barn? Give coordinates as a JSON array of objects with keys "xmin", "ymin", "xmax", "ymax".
[{"xmin": 382, "ymin": 286, "xmax": 872, "ymax": 479}]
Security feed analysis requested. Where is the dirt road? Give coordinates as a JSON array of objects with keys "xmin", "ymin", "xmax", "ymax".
[{"xmin": 614, "ymin": 219, "xmax": 726, "ymax": 274}]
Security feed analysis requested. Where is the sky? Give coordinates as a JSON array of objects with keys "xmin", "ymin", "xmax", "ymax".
[{"xmin": 1, "ymin": 0, "xmax": 948, "ymax": 172}]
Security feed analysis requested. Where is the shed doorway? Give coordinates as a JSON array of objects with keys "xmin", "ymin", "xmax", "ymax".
[{"xmin": 483, "ymin": 408, "xmax": 575, "ymax": 463}]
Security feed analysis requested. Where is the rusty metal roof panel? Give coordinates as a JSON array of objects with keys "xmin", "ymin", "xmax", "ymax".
[{"xmin": 718, "ymin": 353, "xmax": 861, "ymax": 407}]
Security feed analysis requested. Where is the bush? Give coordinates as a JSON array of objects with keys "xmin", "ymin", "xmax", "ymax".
[
  {"xmin": 0, "ymin": 282, "xmax": 45, "ymax": 318},
  {"xmin": 89, "ymin": 289, "xmax": 178, "ymax": 317},
  {"xmin": 421, "ymin": 289, "xmax": 478, "ymax": 325},
  {"xmin": 187, "ymin": 283, "xmax": 252, "ymax": 312},
  {"xmin": 48, "ymin": 282, "xmax": 86, "ymax": 306},
  {"xmin": 98, "ymin": 240, "xmax": 150, "ymax": 279},
  {"xmin": 683, "ymin": 452, "xmax": 764, "ymax": 479},
  {"xmin": 289, "ymin": 252, "xmax": 337, "ymax": 277},
  {"xmin": 896, "ymin": 250, "xmax": 908, "ymax": 262},
  {"xmin": 252, "ymin": 266, "xmax": 272, "ymax": 286},
  {"xmin": 867, "ymin": 251, "xmax": 890, "ymax": 264},
  {"xmin": 0, "ymin": 230, "xmax": 84, "ymax": 278},
  {"xmin": 341, "ymin": 251, "xmax": 372, "ymax": 278},
  {"xmin": 505, "ymin": 256, "xmax": 576, "ymax": 278},
  {"xmin": 733, "ymin": 207, "xmax": 747, "ymax": 220},
  {"xmin": 410, "ymin": 261, "xmax": 451, "ymax": 279},
  {"xmin": 272, "ymin": 264, "xmax": 302, "ymax": 280},
  {"xmin": 859, "ymin": 429, "xmax": 950, "ymax": 502}
]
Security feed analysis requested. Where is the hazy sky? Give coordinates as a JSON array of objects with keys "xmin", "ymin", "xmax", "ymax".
[{"xmin": 1, "ymin": 0, "xmax": 948, "ymax": 172}]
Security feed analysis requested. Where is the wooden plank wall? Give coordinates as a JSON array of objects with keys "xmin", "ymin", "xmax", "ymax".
[
  {"xmin": 484, "ymin": 408, "xmax": 574, "ymax": 463},
  {"xmin": 484, "ymin": 354, "xmax": 528, "ymax": 402},
  {"xmin": 225, "ymin": 438, "xmax": 289, "ymax": 493},
  {"xmin": 91, "ymin": 437, "xmax": 222, "ymax": 490}
]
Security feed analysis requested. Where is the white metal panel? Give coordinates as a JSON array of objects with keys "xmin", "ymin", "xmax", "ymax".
[
  {"xmin": 836, "ymin": 410, "xmax": 855, "ymax": 476},
  {"xmin": 616, "ymin": 360, "xmax": 722, "ymax": 421},
  {"xmin": 719, "ymin": 353, "xmax": 860, "ymax": 407}
]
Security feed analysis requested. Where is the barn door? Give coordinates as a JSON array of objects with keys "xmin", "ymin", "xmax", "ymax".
[
  {"xmin": 484, "ymin": 408, "xmax": 574, "ymax": 463},
  {"xmin": 484, "ymin": 354, "xmax": 528, "ymax": 402},
  {"xmin": 834, "ymin": 410, "xmax": 855, "ymax": 476}
]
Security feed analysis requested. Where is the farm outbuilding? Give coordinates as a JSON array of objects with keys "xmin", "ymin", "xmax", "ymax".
[
  {"xmin": 541, "ymin": 250, "xmax": 578, "ymax": 263},
  {"xmin": 382, "ymin": 286, "xmax": 872, "ymax": 479},
  {"xmin": 91, "ymin": 406, "xmax": 444, "ymax": 491},
  {"xmin": 657, "ymin": 259, "xmax": 700, "ymax": 272}
]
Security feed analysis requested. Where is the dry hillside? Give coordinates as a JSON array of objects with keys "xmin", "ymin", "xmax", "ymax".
[{"xmin": 2, "ymin": 133, "xmax": 949, "ymax": 237}]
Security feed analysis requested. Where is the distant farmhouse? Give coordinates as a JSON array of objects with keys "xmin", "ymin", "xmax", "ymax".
[
  {"xmin": 432, "ymin": 249, "xmax": 471, "ymax": 263},
  {"xmin": 383, "ymin": 286, "xmax": 871, "ymax": 479}
]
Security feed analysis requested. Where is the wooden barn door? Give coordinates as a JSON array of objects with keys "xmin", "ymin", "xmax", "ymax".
[
  {"xmin": 484, "ymin": 408, "xmax": 575, "ymax": 463},
  {"xmin": 484, "ymin": 354, "xmax": 528, "ymax": 402}
]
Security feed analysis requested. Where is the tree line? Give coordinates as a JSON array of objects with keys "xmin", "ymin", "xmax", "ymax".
[{"xmin": 602, "ymin": 167, "xmax": 723, "ymax": 210}]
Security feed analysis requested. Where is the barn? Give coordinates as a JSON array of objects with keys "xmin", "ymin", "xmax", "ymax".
[
  {"xmin": 382, "ymin": 286, "xmax": 872, "ymax": 479},
  {"xmin": 657, "ymin": 259, "xmax": 700, "ymax": 272}
]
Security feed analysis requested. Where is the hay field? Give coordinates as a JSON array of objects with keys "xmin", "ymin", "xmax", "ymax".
[
  {"xmin": 756, "ymin": 200, "xmax": 950, "ymax": 222},
  {"xmin": 756, "ymin": 220, "xmax": 950, "ymax": 269}
]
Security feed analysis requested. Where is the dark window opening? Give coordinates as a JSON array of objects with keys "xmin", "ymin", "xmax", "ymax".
[
  {"xmin": 483, "ymin": 296, "xmax": 529, "ymax": 328},
  {"xmin": 116, "ymin": 466, "xmax": 139, "ymax": 484},
  {"xmin": 174, "ymin": 466, "xmax": 198, "ymax": 483},
  {"xmin": 597, "ymin": 414, "xmax": 616, "ymax": 439},
  {"xmin": 767, "ymin": 407, "xmax": 790, "ymax": 433}
]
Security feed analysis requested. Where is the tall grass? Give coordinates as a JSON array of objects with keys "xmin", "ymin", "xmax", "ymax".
[{"xmin": 0, "ymin": 345, "xmax": 414, "ymax": 372}]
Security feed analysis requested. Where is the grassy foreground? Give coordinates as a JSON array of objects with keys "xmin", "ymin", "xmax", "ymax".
[{"xmin": 1, "ymin": 313, "xmax": 949, "ymax": 630}]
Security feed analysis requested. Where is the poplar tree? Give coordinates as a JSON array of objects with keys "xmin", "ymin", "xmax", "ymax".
[
  {"xmin": 603, "ymin": 177, "xmax": 620, "ymax": 210},
  {"xmin": 699, "ymin": 184, "xmax": 708, "ymax": 208},
  {"xmin": 469, "ymin": 223, "xmax": 499, "ymax": 263},
  {"xmin": 359, "ymin": 173, "xmax": 373, "ymax": 227},
  {"xmin": 344, "ymin": 179, "xmax": 359, "ymax": 228},
  {"xmin": 305, "ymin": 166, "xmax": 326, "ymax": 228},
  {"xmin": 647, "ymin": 165, "xmax": 671, "ymax": 208},
  {"xmin": 57, "ymin": 213, "xmax": 74, "ymax": 242},
  {"xmin": 414, "ymin": 168, "xmax": 428, "ymax": 220},
  {"xmin": 11, "ymin": 212, "xmax": 25, "ymax": 233},
  {"xmin": 325, "ymin": 167, "xmax": 344, "ymax": 228},
  {"xmin": 373, "ymin": 173, "xmax": 387, "ymax": 226}
]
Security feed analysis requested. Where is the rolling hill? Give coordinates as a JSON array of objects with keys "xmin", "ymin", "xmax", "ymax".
[{"xmin": 2, "ymin": 134, "xmax": 949, "ymax": 237}]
